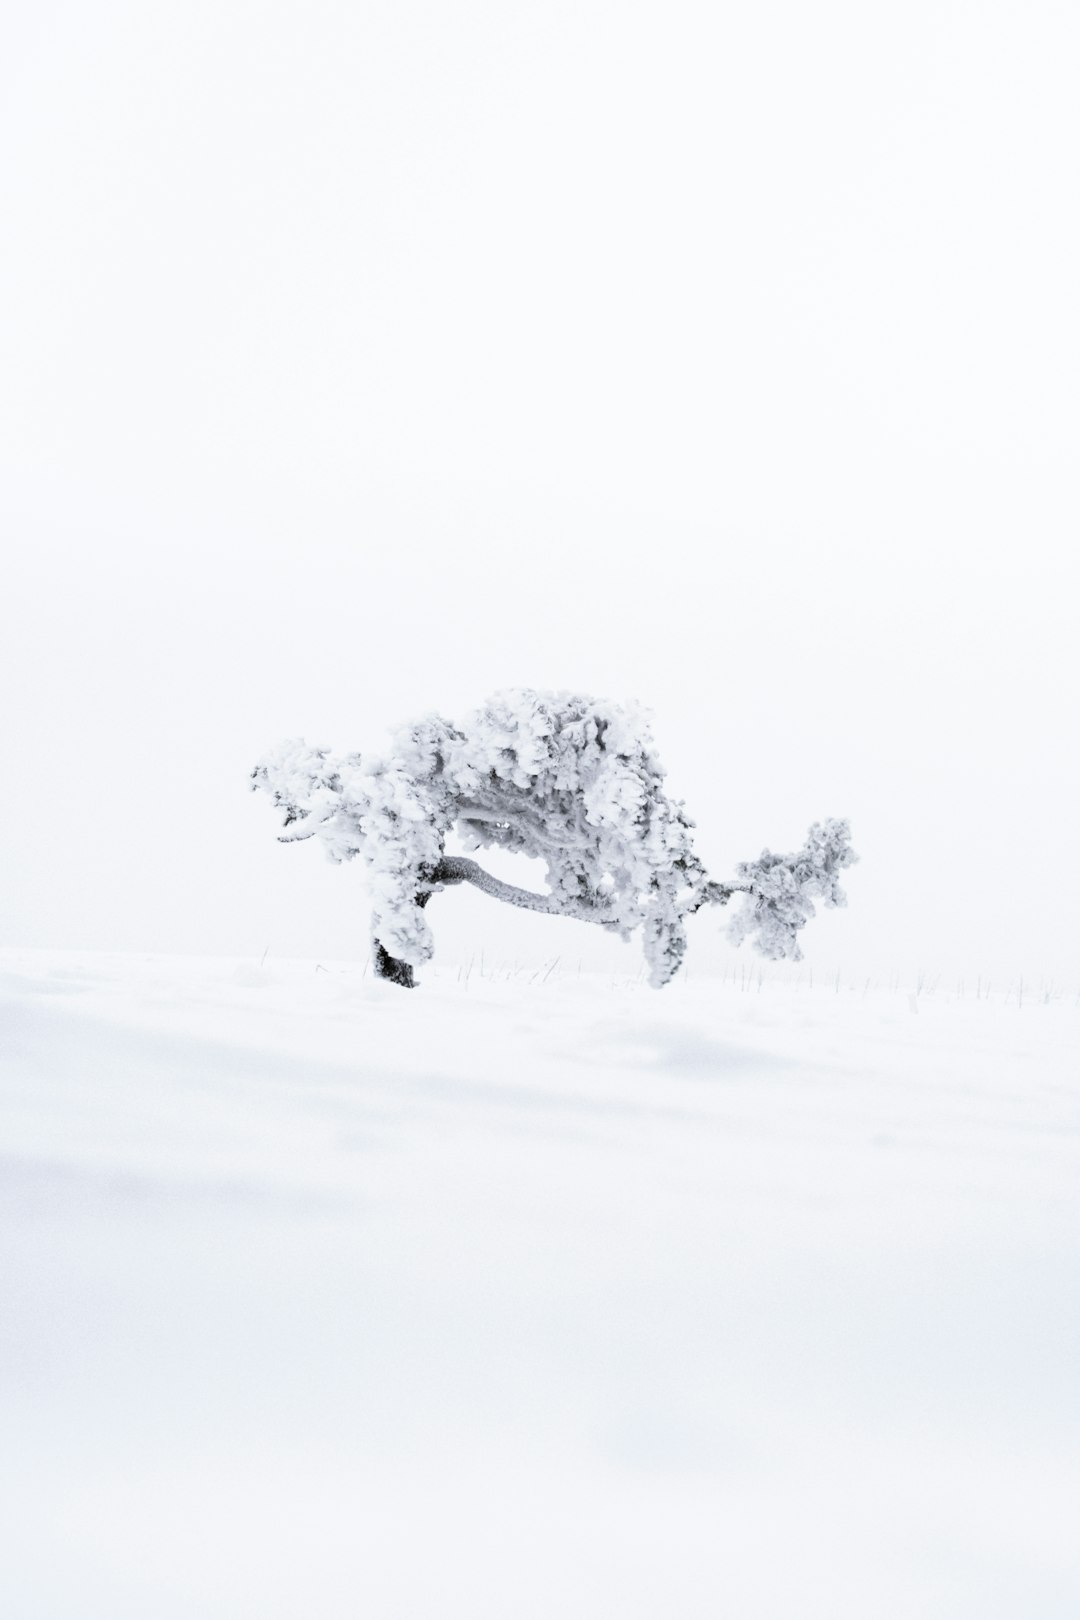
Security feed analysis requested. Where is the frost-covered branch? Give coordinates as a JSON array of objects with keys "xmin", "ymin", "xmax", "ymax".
[
  {"xmin": 724, "ymin": 818, "xmax": 857, "ymax": 960},
  {"xmin": 433, "ymin": 857, "xmax": 617, "ymax": 922}
]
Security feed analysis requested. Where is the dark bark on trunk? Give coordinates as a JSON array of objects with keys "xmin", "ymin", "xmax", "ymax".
[
  {"xmin": 372, "ymin": 889, "xmax": 432, "ymax": 988},
  {"xmin": 372, "ymin": 941, "xmax": 417, "ymax": 987}
]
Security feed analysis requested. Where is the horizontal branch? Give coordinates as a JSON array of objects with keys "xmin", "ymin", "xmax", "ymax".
[
  {"xmin": 431, "ymin": 859, "xmax": 749, "ymax": 924},
  {"xmin": 431, "ymin": 857, "xmax": 616, "ymax": 923},
  {"xmin": 681, "ymin": 879, "xmax": 748, "ymax": 914}
]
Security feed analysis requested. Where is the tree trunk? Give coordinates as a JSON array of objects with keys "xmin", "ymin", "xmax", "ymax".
[
  {"xmin": 372, "ymin": 889, "xmax": 433, "ymax": 987},
  {"xmin": 372, "ymin": 941, "xmax": 417, "ymax": 987}
]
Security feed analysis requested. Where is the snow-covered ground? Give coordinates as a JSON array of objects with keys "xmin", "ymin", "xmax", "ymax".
[{"xmin": 2, "ymin": 949, "xmax": 1078, "ymax": 1618}]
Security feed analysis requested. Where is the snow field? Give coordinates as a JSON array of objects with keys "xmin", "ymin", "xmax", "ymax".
[{"xmin": 2, "ymin": 950, "xmax": 1078, "ymax": 1618}]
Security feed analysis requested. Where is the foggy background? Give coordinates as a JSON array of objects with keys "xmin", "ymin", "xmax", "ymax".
[{"xmin": 1, "ymin": 0, "xmax": 1076, "ymax": 987}]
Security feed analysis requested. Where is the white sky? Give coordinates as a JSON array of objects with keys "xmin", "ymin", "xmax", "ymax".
[{"xmin": 1, "ymin": 0, "xmax": 1077, "ymax": 986}]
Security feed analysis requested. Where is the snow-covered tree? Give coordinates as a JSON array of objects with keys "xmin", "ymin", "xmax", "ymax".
[{"xmin": 251, "ymin": 689, "xmax": 856, "ymax": 987}]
